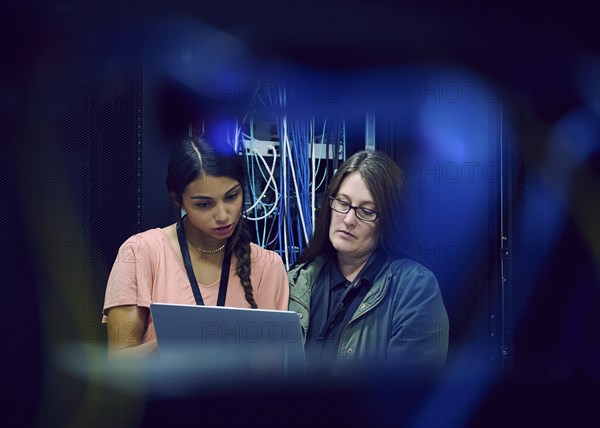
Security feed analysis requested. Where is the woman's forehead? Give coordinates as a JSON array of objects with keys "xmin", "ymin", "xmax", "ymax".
[
  {"xmin": 337, "ymin": 172, "xmax": 375, "ymax": 204},
  {"xmin": 184, "ymin": 175, "xmax": 240, "ymax": 197}
]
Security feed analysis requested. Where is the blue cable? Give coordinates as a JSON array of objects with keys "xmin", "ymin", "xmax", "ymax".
[
  {"xmin": 246, "ymin": 117, "xmax": 262, "ymax": 247},
  {"xmin": 277, "ymin": 116, "xmax": 284, "ymax": 260}
]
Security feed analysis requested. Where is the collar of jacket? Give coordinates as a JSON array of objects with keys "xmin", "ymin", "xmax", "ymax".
[{"xmin": 289, "ymin": 253, "xmax": 395, "ymax": 334}]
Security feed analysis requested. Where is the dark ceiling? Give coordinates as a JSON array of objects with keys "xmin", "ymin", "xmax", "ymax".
[{"xmin": 5, "ymin": 0, "xmax": 597, "ymax": 124}]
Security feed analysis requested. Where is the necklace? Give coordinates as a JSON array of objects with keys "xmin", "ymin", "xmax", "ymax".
[{"xmin": 187, "ymin": 240, "xmax": 225, "ymax": 254}]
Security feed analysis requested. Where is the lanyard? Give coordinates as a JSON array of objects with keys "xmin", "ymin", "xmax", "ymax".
[
  {"xmin": 176, "ymin": 219, "xmax": 231, "ymax": 307},
  {"xmin": 317, "ymin": 255, "xmax": 373, "ymax": 340}
]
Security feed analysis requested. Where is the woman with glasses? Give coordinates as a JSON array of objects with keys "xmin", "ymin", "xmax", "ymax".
[{"xmin": 288, "ymin": 150, "xmax": 449, "ymax": 372}]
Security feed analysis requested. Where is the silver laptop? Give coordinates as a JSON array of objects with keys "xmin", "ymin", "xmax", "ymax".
[{"xmin": 150, "ymin": 303, "xmax": 306, "ymax": 377}]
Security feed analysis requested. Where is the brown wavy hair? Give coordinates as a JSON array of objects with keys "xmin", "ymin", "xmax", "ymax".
[{"xmin": 294, "ymin": 150, "xmax": 413, "ymax": 266}]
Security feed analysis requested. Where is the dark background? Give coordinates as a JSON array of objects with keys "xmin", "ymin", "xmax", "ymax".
[{"xmin": 2, "ymin": 1, "xmax": 599, "ymax": 427}]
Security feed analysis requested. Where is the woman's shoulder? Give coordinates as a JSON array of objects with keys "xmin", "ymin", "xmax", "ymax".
[
  {"xmin": 248, "ymin": 242, "xmax": 284, "ymax": 267},
  {"xmin": 383, "ymin": 257, "xmax": 438, "ymax": 283},
  {"xmin": 387, "ymin": 257, "xmax": 432, "ymax": 271},
  {"xmin": 118, "ymin": 228, "xmax": 169, "ymax": 249},
  {"xmin": 288, "ymin": 254, "xmax": 328, "ymax": 284},
  {"xmin": 383, "ymin": 257, "xmax": 447, "ymax": 321},
  {"xmin": 378, "ymin": 257, "xmax": 443, "ymax": 302},
  {"xmin": 109, "ymin": 228, "xmax": 171, "ymax": 270}
]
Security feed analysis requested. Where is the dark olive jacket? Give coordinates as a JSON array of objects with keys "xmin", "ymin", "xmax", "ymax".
[{"xmin": 288, "ymin": 254, "xmax": 449, "ymax": 369}]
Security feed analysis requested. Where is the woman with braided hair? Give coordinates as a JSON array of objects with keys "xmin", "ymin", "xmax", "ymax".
[{"xmin": 102, "ymin": 134, "xmax": 289, "ymax": 358}]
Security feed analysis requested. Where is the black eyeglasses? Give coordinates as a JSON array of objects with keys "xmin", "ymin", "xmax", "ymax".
[{"xmin": 329, "ymin": 197, "xmax": 379, "ymax": 222}]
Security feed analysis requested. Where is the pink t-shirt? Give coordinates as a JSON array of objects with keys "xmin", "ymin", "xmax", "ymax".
[{"xmin": 102, "ymin": 228, "xmax": 290, "ymax": 343}]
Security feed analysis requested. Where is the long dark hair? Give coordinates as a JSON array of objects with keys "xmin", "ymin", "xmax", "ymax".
[
  {"xmin": 295, "ymin": 150, "xmax": 414, "ymax": 266},
  {"xmin": 165, "ymin": 135, "xmax": 257, "ymax": 308}
]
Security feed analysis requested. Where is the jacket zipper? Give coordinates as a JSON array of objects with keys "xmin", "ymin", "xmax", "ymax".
[{"xmin": 289, "ymin": 294, "xmax": 309, "ymax": 340}]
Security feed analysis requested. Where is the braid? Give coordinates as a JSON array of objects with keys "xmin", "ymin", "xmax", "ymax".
[{"xmin": 233, "ymin": 223, "xmax": 257, "ymax": 309}]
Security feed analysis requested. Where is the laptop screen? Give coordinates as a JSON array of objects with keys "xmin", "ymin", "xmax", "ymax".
[{"xmin": 150, "ymin": 303, "xmax": 306, "ymax": 378}]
